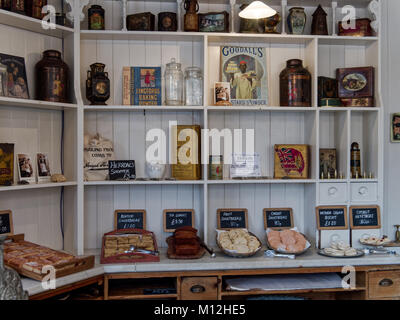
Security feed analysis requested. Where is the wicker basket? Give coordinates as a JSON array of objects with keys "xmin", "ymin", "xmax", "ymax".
[
  {"xmin": 216, "ymin": 230, "xmax": 262, "ymax": 258},
  {"xmin": 265, "ymin": 231, "xmax": 311, "ymax": 256}
]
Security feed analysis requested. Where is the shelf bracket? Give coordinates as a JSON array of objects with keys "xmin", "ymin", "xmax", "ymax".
[
  {"xmin": 368, "ymin": 0, "xmax": 380, "ymax": 33},
  {"xmin": 121, "ymin": 0, "xmax": 127, "ymax": 31},
  {"xmin": 281, "ymin": 0, "xmax": 287, "ymax": 34},
  {"xmin": 331, "ymin": 1, "xmax": 338, "ymax": 36},
  {"xmin": 177, "ymin": 0, "xmax": 183, "ymax": 32},
  {"xmin": 230, "ymin": 0, "xmax": 236, "ymax": 33},
  {"xmin": 65, "ymin": 0, "xmax": 89, "ymax": 23}
]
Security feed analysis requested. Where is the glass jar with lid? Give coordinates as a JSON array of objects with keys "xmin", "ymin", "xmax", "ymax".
[
  {"xmin": 184, "ymin": 66, "xmax": 203, "ymax": 106},
  {"xmin": 164, "ymin": 58, "xmax": 184, "ymax": 106},
  {"xmin": 0, "ymin": 63, "xmax": 8, "ymax": 97}
]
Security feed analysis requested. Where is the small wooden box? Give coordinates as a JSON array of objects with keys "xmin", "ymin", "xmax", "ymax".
[
  {"xmin": 338, "ymin": 18, "xmax": 372, "ymax": 37},
  {"xmin": 126, "ymin": 12, "xmax": 155, "ymax": 31},
  {"xmin": 171, "ymin": 125, "xmax": 202, "ymax": 180},
  {"xmin": 274, "ymin": 144, "xmax": 310, "ymax": 179},
  {"xmin": 337, "ymin": 66, "xmax": 374, "ymax": 98},
  {"xmin": 341, "ymin": 97, "xmax": 374, "ymax": 107},
  {"xmin": 368, "ymin": 271, "xmax": 400, "ymax": 299}
]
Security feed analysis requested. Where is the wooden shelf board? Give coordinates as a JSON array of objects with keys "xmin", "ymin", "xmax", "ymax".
[
  {"xmin": 84, "ymin": 105, "xmax": 203, "ymax": 112},
  {"xmin": 80, "ymin": 30, "xmax": 204, "ymax": 41},
  {"xmin": 107, "ymin": 293, "xmax": 177, "ymax": 300},
  {"xmin": 319, "ymin": 107, "xmax": 379, "ymax": 112},
  {"xmin": 350, "ymin": 179, "xmax": 379, "ymax": 183},
  {"xmin": 0, "ymin": 97, "xmax": 77, "ymax": 111},
  {"xmin": 208, "ymin": 179, "xmax": 317, "ymax": 185},
  {"xmin": 207, "ymin": 106, "xmax": 317, "ymax": 111},
  {"xmin": 0, "ymin": 182, "xmax": 77, "ymax": 192},
  {"xmin": 221, "ymin": 287, "xmax": 366, "ymax": 296},
  {"xmin": 0, "ymin": 9, "xmax": 74, "ymax": 38},
  {"xmin": 84, "ymin": 180, "xmax": 205, "ymax": 186}
]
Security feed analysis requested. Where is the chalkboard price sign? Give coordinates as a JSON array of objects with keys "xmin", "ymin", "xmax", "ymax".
[
  {"xmin": 217, "ymin": 209, "xmax": 248, "ymax": 230},
  {"xmin": 114, "ymin": 210, "xmax": 146, "ymax": 230},
  {"xmin": 108, "ymin": 160, "xmax": 136, "ymax": 181},
  {"xmin": 316, "ymin": 206, "xmax": 348, "ymax": 230},
  {"xmin": 0, "ymin": 210, "xmax": 13, "ymax": 236},
  {"xmin": 264, "ymin": 208, "xmax": 293, "ymax": 230},
  {"xmin": 350, "ymin": 206, "xmax": 381, "ymax": 229},
  {"xmin": 163, "ymin": 210, "xmax": 194, "ymax": 232}
]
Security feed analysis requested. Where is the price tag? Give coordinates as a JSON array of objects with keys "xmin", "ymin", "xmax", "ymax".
[
  {"xmin": 217, "ymin": 209, "xmax": 248, "ymax": 230},
  {"xmin": 316, "ymin": 206, "xmax": 348, "ymax": 230},
  {"xmin": 264, "ymin": 208, "xmax": 293, "ymax": 230},
  {"xmin": 114, "ymin": 210, "xmax": 146, "ymax": 230},
  {"xmin": 350, "ymin": 206, "xmax": 380, "ymax": 229},
  {"xmin": 163, "ymin": 210, "xmax": 195, "ymax": 232}
]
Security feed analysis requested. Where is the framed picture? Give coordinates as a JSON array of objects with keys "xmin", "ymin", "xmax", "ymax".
[
  {"xmin": 17, "ymin": 154, "xmax": 35, "ymax": 184},
  {"xmin": 221, "ymin": 46, "xmax": 268, "ymax": 106},
  {"xmin": 391, "ymin": 113, "xmax": 400, "ymax": 143},
  {"xmin": 214, "ymin": 82, "xmax": 231, "ymax": 106},
  {"xmin": 199, "ymin": 12, "xmax": 229, "ymax": 32},
  {"xmin": 0, "ymin": 53, "xmax": 29, "ymax": 99},
  {"xmin": 36, "ymin": 153, "xmax": 51, "ymax": 182},
  {"xmin": 336, "ymin": 66, "xmax": 374, "ymax": 98},
  {"xmin": 319, "ymin": 148, "xmax": 337, "ymax": 178}
]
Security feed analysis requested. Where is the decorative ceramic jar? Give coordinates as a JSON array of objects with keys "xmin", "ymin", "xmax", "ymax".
[
  {"xmin": 165, "ymin": 58, "xmax": 184, "ymax": 106},
  {"xmin": 146, "ymin": 161, "xmax": 166, "ymax": 179},
  {"xmin": 184, "ymin": 0, "xmax": 199, "ymax": 32},
  {"xmin": 0, "ymin": 63, "xmax": 8, "ymax": 97},
  {"xmin": 184, "ymin": 67, "xmax": 203, "ymax": 106},
  {"xmin": 280, "ymin": 59, "xmax": 311, "ymax": 107},
  {"xmin": 88, "ymin": 5, "xmax": 105, "ymax": 30},
  {"xmin": 86, "ymin": 63, "xmax": 110, "ymax": 105},
  {"xmin": 0, "ymin": 236, "xmax": 28, "ymax": 300},
  {"xmin": 311, "ymin": 5, "xmax": 328, "ymax": 35},
  {"xmin": 35, "ymin": 50, "xmax": 69, "ymax": 103},
  {"xmin": 287, "ymin": 7, "xmax": 306, "ymax": 35}
]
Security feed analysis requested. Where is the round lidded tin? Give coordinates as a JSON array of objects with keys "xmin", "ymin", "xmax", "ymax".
[{"xmin": 209, "ymin": 155, "xmax": 223, "ymax": 180}]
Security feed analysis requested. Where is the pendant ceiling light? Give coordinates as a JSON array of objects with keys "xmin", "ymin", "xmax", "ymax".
[{"xmin": 239, "ymin": 1, "xmax": 277, "ymax": 19}]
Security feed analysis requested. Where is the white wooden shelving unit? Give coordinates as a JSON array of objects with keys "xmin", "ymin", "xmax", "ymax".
[{"xmin": 0, "ymin": 0, "xmax": 383, "ymax": 256}]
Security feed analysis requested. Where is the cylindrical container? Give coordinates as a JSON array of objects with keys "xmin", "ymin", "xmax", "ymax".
[
  {"xmin": 88, "ymin": 4, "xmax": 105, "ymax": 30},
  {"xmin": 280, "ymin": 59, "xmax": 311, "ymax": 107},
  {"xmin": 287, "ymin": 7, "xmax": 306, "ymax": 35},
  {"xmin": 11, "ymin": 0, "xmax": 25, "ymax": 14},
  {"xmin": 0, "ymin": 0, "xmax": 12, "ymax": 10},
  {"xmin": 35, "ymin": 50, "xmax": 69, "ymax": 103},
  {"xmin": 351, "ymin": 142, "xmax": 361, "ymax": 178},
  {"xmin": 86, "ymin": 63, "xmax": 110, "ymax": 105},
  {"xmin": 184, "ymin": 0, "xmax": 199, "ymax": 32},
  {"xmin": 0, "ymin": 63, "xmax": 8, "ymax": 97},
  {"xmin": 209, "ymin": 155, "xmax": 223, "ymax": 180},
  {"xmin": 184, "ymin": 67, "xmax": 203, "ymax": 106},
  {"xmin": 25, "ymin": 0, "xmax": 47, "ymax": 19},
  {"xmin": 165, "ymin": 58, "xmax": 184, "ymax": 106}
]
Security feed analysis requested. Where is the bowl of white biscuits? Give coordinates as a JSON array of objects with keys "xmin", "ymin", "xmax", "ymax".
[
  {"xmin": 216, "ymin": 229, "xmax": 262, "ymax": 258},
  {"xmin": 318, "ymin": 241, "xmax": 364, "ymax": 258}
]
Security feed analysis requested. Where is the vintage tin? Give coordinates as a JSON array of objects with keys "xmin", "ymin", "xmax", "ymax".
[
  {"xmin": 158, "ymin": 12, "xmax": 177, "ymax": 31},
  {"xmin": 88, "ymin": 5, "xmax": 105, "ymax": 30},
  {"xmin": 171, "ymin": 125, "xmax": 201, "ymax": 180},
  {"xmin": 337, "ymin": 66, "xmax": 374, "ymax": 98},
  {"xmin": 274, "ymin": 144, "xmax": 310, "ymax": 179},
  {"xmin": 35, "ymin": 50, "xmax": 69, "ymax": 103},
  {"xmin": 0, "ymin": 0, "xmax": 12, "ymax": 10},
  {"xmin": 11, "ymin": 0, "xmax": 25, "ymax": 14},
  {"xmin": 126, "ymin": 12, "xmax": 155, "ymax": 31},
  {"xmin": 311, "ymin": 5, "xmax": 328, "ymax": 35},
  {"xmin": 0, "ymin": 143, "xmax": 14, "ymax": 186},
  {"xmin": 341, "ymin": 97, "xmax": 374, "ymax": 107},
  {"xmin": 319, "ymin": 98, "xmax": 342, "ymax": 107},
  {"xmin": 209, "ymin": 155, "xmax": 223, "ymax": 180},
  {"xmin": 338, "ymin": 18, "xmax": 372, "ymax": 37},
  {"xmin": 25, "ymin": 0, "xmax": 47, "ymax": 19},
  {"xmin": 318, "ymin": 76, "xmax": 338, "ymax": 106},
  {"xmin": 198, "ymin": 12, "xmax": 229, "ymax": 32},
  {"xmin": 280, "ymin": 59, "xmax": 312, "ymax": 107},
  {"xmin": 86, "ymin": 63, "xmax": 110, "ymax": 105}
]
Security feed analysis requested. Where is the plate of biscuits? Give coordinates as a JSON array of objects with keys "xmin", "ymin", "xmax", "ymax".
[
  {"xmin": 318, "ymin": 241, "xmax": 364, "ymax": 258},
  {"xmin": 266, "ymin": 228, "xmax": 311, "ymax": 256},
  {"xmin": 216, "ymin": 229, "xmax": 262, "ymax": 258}
]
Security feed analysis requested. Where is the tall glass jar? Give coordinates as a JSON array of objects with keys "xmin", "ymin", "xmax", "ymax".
[
  {"xmin": 184, "ymin": 67, "xmax": 203, "ymax": 106},
  {"xmin": 279, "ymin": 59, "xmax": 311, "ymax": 107},
  {"xmin": 0, "ymin": 63, "xmax": 8, "ymax": 97},
  {"xmin": 165, "ymin": 58, "xmax": 184, "ymax": 106}
]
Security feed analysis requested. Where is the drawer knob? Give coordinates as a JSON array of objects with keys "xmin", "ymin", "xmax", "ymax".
[
  {"xmin": 190, "ymin": 285, "xmax": 206, "ymax": 293},
  {"xmin": 379, "ymin": 278, "xmax": 394, "ymax": 287},
  {"xmin": 328, "ymin": 187, "xmax": 338, "ymax": 196},
  {"xmin": 358, "ymin": 186, "xmax": 368, "ymax": 195}
]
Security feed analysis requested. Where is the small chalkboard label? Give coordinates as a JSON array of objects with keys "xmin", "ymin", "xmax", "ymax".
[
  {"xmin": 114, "ymin": 210, "xmax": 146, "ymax": 230},
  {"xmin": 217, "ymin": 209, "xmax": 248, "ymax": 230},
  {"xmin": 264, "ymin": 208, "xmax": 293, "ymax": 230},
  {"xmin": 350, "ymin": 206, "xmax": 381, "ymax": 229},
  {"xmin": 316, "ymin": 206, "xmax": 348, "ymax": 230},
  {"xmin": 108, "ymin": 160, "xmax": 136, "ymax": 181},
  {"xmin": 163, "ymin": 209, "xmax": 194, "ymax": 232},
  {"xmin": 0, "ymin": 210, "xmax": 13, "ymax": 236}
]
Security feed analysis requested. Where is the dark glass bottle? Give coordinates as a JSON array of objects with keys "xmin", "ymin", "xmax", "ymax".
[
  {"xmin": 88, "ymin": 5, "xmax": 105, "ymax": 30},
  {"xmin": 351, "ymin": 142, "xmax": 361, "ymax": 178},
  {"xmin": 35, "ymin": 50, "xmax": 69, "ymax": 103},
  {"xmin": 280, "ymin": 59, "xmax": 312, "ymax": 107}
]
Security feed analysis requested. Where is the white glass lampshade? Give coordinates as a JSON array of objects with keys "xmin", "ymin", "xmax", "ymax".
[{"xmin": 239, "ymin": 1, "xmax": 277, "ymax": 19}]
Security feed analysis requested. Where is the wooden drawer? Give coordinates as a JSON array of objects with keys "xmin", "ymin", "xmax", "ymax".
[
  {"xmin": 351, "ymin": 183, "xmax": 378, "ymax": 202},
  {"xmin": 319, "ymin": 183, "xmax": 347, "ymax": 204},
  {"xmin": 369, "ymin": 271, "xmax": 400, "ymax": 299},
  {"xmin": 181, "ymin": 277, "xmax": 218, "ymax": 300}
]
